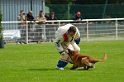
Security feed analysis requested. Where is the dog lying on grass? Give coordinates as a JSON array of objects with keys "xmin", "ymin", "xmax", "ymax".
[{"xmin": 67, "ymin": 49, "xmax": 107, "ymax": 70}]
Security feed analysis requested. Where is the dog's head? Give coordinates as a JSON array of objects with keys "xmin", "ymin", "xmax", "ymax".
[
  {"xmin": 67, "ymin": 49, "xmax": 78, "ymax": 56},
  {"xmin": 67, "ymin": 49, "xmax": 74, "ymax": 55}
]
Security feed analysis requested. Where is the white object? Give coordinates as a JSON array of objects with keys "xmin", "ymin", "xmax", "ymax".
[
  {"xmin": 56, "ymin": 66, "xmax": 64, "ymax": 70},
  {"xmin": 3, "ymin": 30, "xmax": 21, "ymax": 40}
]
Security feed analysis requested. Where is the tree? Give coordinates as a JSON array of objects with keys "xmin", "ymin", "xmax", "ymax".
[
  {"xmin": 0, "ymin": 10, "xmax": 3, "ymax": 40},
  {"xmin": 46, "ymin": 0, "xmax": 72, "ymax": 4},
  {"xmin": 46, "ymin": 0, "xmax": 124, "ymax": 4},
  {"xmin": 0, "ymin": 9, "xmax": 4, "ymax": 48}
]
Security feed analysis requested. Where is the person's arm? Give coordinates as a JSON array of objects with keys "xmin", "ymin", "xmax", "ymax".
[
  {"xmin": 55, "ymin": 37, "xmax": 65, "ymax": 54},
  {"xmin": 26, "ymin": 15, "xmax": 30, "ymax": 21},
  {"xmin": 54, "ymin": 17, "xmax": 57, "ymax": 20},
  {"xmin": 75, "ymin": 27, "xmax": 80, "ymax": 39},
  {"xmin": 81, "ymin": 16, "xmax": 83, "ymax": 20},
  {"xmin": 17, "ymin": 14, "xmax": 23, "ymax": 21},
  {"xmin": 17, "ymin": 16, "xmax": 21, "ymax": 21},
  {"xmin": 74, "ymin": 27, "xmax": 81, "ymax": 45},
  {"xmin": 55, "ymin": 28, "xmax": 67, "ymax": 55},
  {"xmin": 40, "ymin": 17, "xmax": 46, "ymax": 23}
]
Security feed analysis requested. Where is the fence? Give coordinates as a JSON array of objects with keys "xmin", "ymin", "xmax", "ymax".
[{"xmin": 1, "ymin": 18, "xmax": 124, "ymax": 44}]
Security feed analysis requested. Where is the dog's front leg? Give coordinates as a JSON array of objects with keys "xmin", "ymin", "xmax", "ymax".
[
  {"xmin": 70, "ymin": 63, "xmax": 78, "ymax": 70},
  {"xmin": 70, "ymin": 65, "xmax": 78, "ymax": 70},
  {"xmin": 82, "ymin": 65, "xmax": 87, "ymax": 70}
]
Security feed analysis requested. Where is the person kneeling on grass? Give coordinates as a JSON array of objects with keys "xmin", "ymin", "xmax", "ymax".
[{"xmin": 54, "ymin": 24, "xmax": 80, "ymax": 70}]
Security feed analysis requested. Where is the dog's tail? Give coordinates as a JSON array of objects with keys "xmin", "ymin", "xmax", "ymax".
[{"xmin": 94, "ymin": 53, "xmax": 107, "ymax": 63}]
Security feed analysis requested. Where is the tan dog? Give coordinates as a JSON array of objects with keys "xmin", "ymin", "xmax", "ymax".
[{"xmin": 67, "ymin": 49, "xmax": 107, "ymax": 70}]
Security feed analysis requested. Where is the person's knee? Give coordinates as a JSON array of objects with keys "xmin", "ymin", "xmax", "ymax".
[
  {"xmin": 72, "ymin": 43, "xmax": 80, "ymax": 53},
  {"xmin": 75, "ymin": 47, "xmax": 80, "ymax": 53}
]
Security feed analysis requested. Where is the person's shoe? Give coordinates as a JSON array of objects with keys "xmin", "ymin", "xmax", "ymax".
[{"xmin": 56, "ymin": 66, "xmax": 64, "ymax": 70}]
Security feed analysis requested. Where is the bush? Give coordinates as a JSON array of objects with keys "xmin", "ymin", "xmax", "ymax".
[{"xmin": 0, "ymin": 11, "xmax": 3, "ymax": 40}]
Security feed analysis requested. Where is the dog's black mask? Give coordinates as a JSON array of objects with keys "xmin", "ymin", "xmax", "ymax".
[{"xmin": 67, "ymin": 49, "xmax": 73, "ymax": 55}]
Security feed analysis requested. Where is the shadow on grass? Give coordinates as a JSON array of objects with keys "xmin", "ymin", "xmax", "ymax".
[
  {"xmin": 28, "ymin": 68, "xmax": 56, "ymax": 71},
  {"xmin": 27, "ymin": 67, "xmax": 90, "ymax": 71}
]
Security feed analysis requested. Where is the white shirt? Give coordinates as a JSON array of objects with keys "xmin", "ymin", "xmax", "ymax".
[{"xmin": 55, "ymin": 24, "xmax": 80, "ymax": 53}]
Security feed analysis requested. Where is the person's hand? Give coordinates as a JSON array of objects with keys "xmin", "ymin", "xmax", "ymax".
[
  {"xmin": 61, "ymin": 51, "xmax": 66, "ymax": 55},
  {"xmin": 33, "ymin": 18, "xmax": 36, "ymax": 21},
  {"xmin": 77, "ymin": 19, "xmax": 81, "ymax": 21}
]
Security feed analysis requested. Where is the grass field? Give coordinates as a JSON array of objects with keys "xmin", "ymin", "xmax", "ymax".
[{"xmin": 0, "ymin": 40, "xmax": 124, "ymax": 82}]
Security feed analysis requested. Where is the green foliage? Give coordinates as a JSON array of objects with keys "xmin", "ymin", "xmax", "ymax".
[
  {"xmin": 47, "ymin": 4, "xmax": 69, "ymax": 19},
  {"xmin": 0, "ymin": 41, "xmax": 124, "ymax": 82},
  {"xmin": 46, "ymin": 0, "xmax": 124, "ymax": 4},
  {"xmin": 0, "ymin": 10, "xmax": 3, "ymax": 40},
  {"xmin": 46, "ymin": 0, "xmax": 72, "ymax": 4},
  {"xmin": 46, "ymin": 4, "xmax": 124, "ymax": 19}
]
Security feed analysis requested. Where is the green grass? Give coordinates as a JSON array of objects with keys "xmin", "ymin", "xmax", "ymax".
[{"xmin": 0, "ymin": 40, "xmax": 124, "ymax": 82}]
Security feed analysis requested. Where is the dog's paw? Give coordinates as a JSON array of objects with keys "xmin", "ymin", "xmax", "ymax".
[
  {"xmin": 70, "ymin": 68, "xmax": 75, "ymax": 70},
  {"xmin": 70, "ymin": 67, "xmax": 77, "ymax": 70}
]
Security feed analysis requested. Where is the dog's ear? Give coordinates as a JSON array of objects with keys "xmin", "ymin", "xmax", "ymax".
[{"xmin": 67, "ymin": 49, "xmax": 73, "ymax": 55}]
